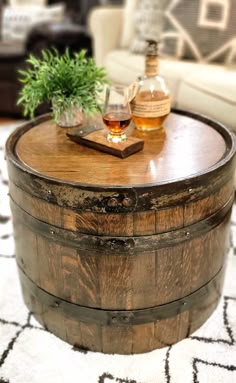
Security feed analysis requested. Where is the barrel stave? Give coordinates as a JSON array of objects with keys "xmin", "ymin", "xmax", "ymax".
[
  {"xmin": 19, "ymin": 265, "xmax": 224, "ymax": 354},
  {"xmin": 13, "ymin": 200, "xmax": 230, "ymax": 311},
  {"xmin": 9, "ymin": 177, "xmax": 233, "ymax": 236}
]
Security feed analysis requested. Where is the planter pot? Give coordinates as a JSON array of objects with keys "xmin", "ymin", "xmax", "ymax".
[{"xmin": 53, "ymin": 102, "xmax": 83, "ymax": 128}]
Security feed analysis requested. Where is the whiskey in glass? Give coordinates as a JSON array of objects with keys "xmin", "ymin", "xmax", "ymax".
[{"xmin": 103, "ymin": 86, "xmax": 131, "ymax": 143}]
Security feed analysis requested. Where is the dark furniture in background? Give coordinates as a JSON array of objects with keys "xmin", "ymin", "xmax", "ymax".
[{"xmin": 0, "ymin": 0, "xmax": 122, "ymax": 116}]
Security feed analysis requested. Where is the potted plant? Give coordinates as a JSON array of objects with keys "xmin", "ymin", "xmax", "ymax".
[{"xmin": 17, "ymin": 49, "xmax": 108, "ymax": 127}]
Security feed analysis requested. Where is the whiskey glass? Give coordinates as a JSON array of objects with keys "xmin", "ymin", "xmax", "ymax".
[{"xmin": 102, "ymin": 85, "xmax": 131, "ymax": 143}]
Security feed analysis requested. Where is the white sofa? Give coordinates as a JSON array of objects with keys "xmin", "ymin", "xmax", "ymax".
[{"xmin": 89, "ymin": 4, "xmax": 236, "ymax": 132}]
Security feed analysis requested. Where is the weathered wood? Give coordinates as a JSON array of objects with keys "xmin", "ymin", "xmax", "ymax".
[
  {"xmin": 6, "ymin": 111, "xmax": 236, "ymax": 213},
  {"xmin": 9, "ymin": 177, "xmax": 234, "ymax": 235},
  {"xmin": 14, "ymin": 212, "xmax": 229, "ymax": 311},
  {"xmin": 6, "ymin": 110, "xmax": 236, "ymax": 354},
  {"xmin": 18, "ymin": 265, "xmax": 224, "ymax": 325},
  {"xmin": 10, "ymin": 196, "xmax": 233, "ymax": 255}
]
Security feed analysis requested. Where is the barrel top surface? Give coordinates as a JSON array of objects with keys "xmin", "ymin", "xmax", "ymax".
[{"xmin": 13, "ymin": 111, "xmax": 230, "ymax": 187}]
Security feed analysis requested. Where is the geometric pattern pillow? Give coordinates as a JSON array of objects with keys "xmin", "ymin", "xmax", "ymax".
[
  {"xmin": 130, "ymin": 0, "xmax": 169, "ymax": 53},
  {"xmin": 160, "ymin": 0, "xmax": 236, "ymax": 64}
]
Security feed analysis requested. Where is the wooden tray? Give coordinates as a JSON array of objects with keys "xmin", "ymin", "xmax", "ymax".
[{"xmin": 67, "ymin": 124, "xmax": 144, "ymax": 159}]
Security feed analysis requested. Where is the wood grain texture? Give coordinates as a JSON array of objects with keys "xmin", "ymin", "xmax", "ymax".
[
  {"xmin": 18, "ymin": 266, "xmax": 224, "ymax": 354},
  {"xmin": 10, "ymin": 197, "xmax": 233, "ymax": 255},
  {"xmin": 9, "ymin": 179, "xmax": 234, "ymax": 235},
  {"xmin": 6, "ymin": 110, "xmax": 236, "ymax": 354},
  {"xmin": 184, "ymin": 178, "xmax": 234, "ymax": 225},
  {"xmin": 13, "ymin": 202, "xmax": 231, "ymax": 310},
  {"xmin": 15, "ymin": 113, "xmax": 227, "ymax": 185}
]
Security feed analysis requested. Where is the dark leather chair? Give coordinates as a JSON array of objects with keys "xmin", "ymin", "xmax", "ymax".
[{"xmin": 0, "ymin": 1, "xmax": 97, "ymax": 116}]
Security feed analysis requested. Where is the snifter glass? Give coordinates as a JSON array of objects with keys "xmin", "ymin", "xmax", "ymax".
[{"xmin": 102, "ymin": 85, "xmax": 131, "ymax": 143}]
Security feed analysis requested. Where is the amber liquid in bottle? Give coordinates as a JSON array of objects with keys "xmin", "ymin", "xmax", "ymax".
[
  {"xmin": 131, "ymin": 90, "xmax": 170, "ymax": 131},
  {"xmin": 103, "ymin": 112, "xmax": 131, "ymax": 135},
  {"xmin": 131, "ymin": 40, "xmax": 171, "ymax": 132}
]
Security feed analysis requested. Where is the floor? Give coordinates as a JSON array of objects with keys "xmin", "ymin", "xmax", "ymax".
[{"xmin": 0, "ymin": 118, "xmax": 19, "ymax": 126}]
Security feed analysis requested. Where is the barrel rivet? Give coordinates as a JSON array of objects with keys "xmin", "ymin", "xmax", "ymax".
[
  {"xmin": 108, "ymin": 198, "xmax": 118, "ymax": 207},
  {"xmin": 48, "ymin": 190, "xmax": 52, "ymax": 195},
  {"xmin": 122, "ymin": 198, "xmax": 132, "ymax": 207},
  {"xmin": 189, "ymin": 188, "xmax": 192, "ymax": 192},
  {"xmin": 50, "ymin": 229, "xmax": 55, "ymax": 235},
  {"xmin": 54, "ymin": 301, "xmax": 60, "ymax": 307},
  {"xmin": 122, "ymin": 316, "xmax": 129, "ymax": 323},
  {"xmin": 185, "ymin": 231, "xmax": 190, "ymax": 237}
]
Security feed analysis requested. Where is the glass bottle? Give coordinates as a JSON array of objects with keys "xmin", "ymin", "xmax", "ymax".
[{"xmin": 130, "ymin": 40, "xmax": 171, "ymax": 131}]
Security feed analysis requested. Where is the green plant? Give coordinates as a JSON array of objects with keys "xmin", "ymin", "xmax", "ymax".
[{"xmin": 17, "ymin": 49, "xmax": 108, "ymax": 121}]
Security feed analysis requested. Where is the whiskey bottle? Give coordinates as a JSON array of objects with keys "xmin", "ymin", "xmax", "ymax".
[{"xmin": 130, "ymin": 40, "xmax": 171, "ymax": 131}]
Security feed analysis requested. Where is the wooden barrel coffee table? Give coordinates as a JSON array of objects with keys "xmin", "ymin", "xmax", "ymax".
[{"xmin": 6, "ymin": 110, "xmax": 236, "ymax": 354}]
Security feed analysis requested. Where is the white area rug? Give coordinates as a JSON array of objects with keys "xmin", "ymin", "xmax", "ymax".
[{"xmin": 0, "ymin": 122, "xmax": 236, "ymax": 383}]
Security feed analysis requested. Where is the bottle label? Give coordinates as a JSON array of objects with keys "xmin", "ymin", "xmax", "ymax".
[
  {"xmin": 145, "ymin": 56, "xmax": 158, "ymax": 77},
  {"xmin": 131, "ymin": 97, "xmax": 171, "ymax": 118},
  {"xmin": 127, "ymin": 81, "xmax": 140, "ymax": 102}
]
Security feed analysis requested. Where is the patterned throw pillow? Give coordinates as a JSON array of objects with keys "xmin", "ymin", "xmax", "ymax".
[
  {"xmin": 2, "ymin": 5, "xmax": 65, "ymax": 42},
  {"xmin": 9, "ymin": 0, "xmax": 46, "ymax": 4},
  {"xmin": 160, "ymin": 0, "xmax": 236, "ymax": 64},
  {"xmin": 130, "ymin": 0, "xmax": 169, "ymax": 53}
]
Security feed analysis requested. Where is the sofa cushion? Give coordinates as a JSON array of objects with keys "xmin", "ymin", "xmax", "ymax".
[
  {"xmin": 120, "ymin": 0, "xmax": 138, "ymax": 48},
  {"xmin": 105, "ymin": 49, "xmax": 228, "ymax": 106},
  {"xmin": 105, "ymin": 49, "xmax": 144, "ymax": 83},
  {"xmin": 9, "ymin": 0, "xmax": 46, "ymax": 4},
  {"xmin": 177, "ymin": 68, "xmax": 236, "ymax": 130},
  {"xmin": 160, "ymin": 0, "xmax": 236, "ymax": 64},
  {"xmin": 0, "ymin": 52, "xmax": 26, "ymax": 81}
]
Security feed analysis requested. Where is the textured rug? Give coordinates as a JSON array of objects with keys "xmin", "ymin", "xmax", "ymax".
[{"xmin": 0, "ymin": 122, "xmax": 236, "ymax": 383}]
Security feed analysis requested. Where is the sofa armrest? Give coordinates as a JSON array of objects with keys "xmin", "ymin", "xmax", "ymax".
[
  {"xmin": 25, "ymin": 21, "xmax": 92, "ymax": 57},
  {"xmin": 89, "ymin": 6, "xmax": 123, "ymax": 67}
]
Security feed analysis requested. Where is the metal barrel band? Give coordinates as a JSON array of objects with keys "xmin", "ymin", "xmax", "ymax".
[
  {"xmin": 11, "ymin": 194, "xmax": 234, "ymax": 254},
  {"xmin": 18, "ymin": 265, "xmax": 224, "ymax": 327}
]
